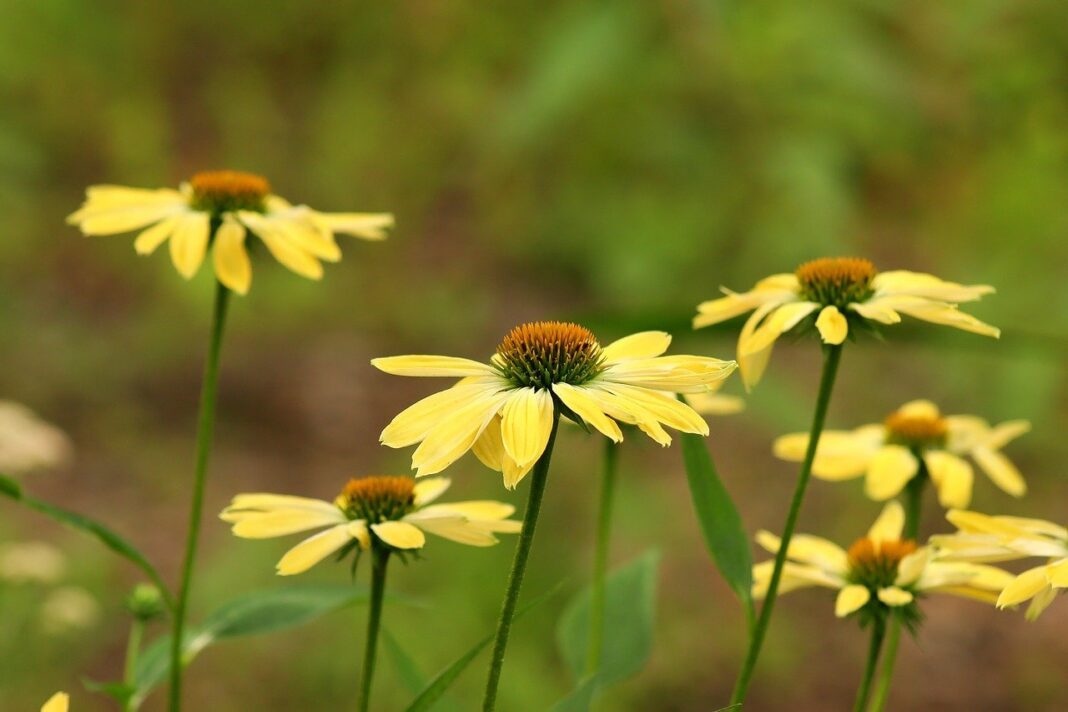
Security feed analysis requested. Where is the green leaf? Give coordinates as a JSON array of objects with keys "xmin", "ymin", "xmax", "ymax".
[
  {"xmin": 383, "ymin": 628, "xmax": 427, "ymax": 695},
  {"xmin": 0, "ymin": 473, "xmax": 174, "ymax": 610},
  {"xmin": 404, "ymin": 583, "xmax": 562, "ymax": 712},
  {"xmin": 550, "ymin": 676, "xmax": 598, "ymax": 712},
  {"xmin": 81, "ymin": 678, "xmax": 134, "ymax": 705},
  {"xmin": 129, "ymin": 584, "xmax": 371, "ymax": 709},
  {"xmin": 556, "ymin": 550, "xmax": 659, "ymax": 693},
  {"xmin": 679, "ymin": 432, "xmax": 754, "ymax": 623}
]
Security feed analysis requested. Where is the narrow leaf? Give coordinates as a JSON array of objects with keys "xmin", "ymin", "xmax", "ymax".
[
  {"xmin": 550, "ymin": 676, "xmax": 598, "ymax": 712},
  {"xmin": 0, "ymin": 473, "xmax": 173, "ymax": 610},
  {"xmin": 679, "ymin": 432, "xmax": 754, "ymax": 621},
  {"xmin": 404, "ymin": 583, "xmax": 562, "ymax": 712},
  {"xmin": 556, "ymin": 551, "xmax": 659, "ymax": 690}
]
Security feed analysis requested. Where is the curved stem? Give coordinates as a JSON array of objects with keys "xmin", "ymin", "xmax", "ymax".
[
  {"xmin": 867, "ymin": 468, "xmax": 927, "ymax": 711},
  {"xmin": 585, "ymin": 439, "xmax": 619, "ymax": 677},
  {"xmin": 358, "ymin": 546, "xmax": 391, "ymax": 712},
  {"xmin": 123, "ymin": 620, "xmax": 144, "ymax": 712},
  {"xmin": 730, "ymin": 344, "xmax": 843, "ymax": 705},
  {"xmin": 168, "ymin": 283, "xmax": 231, "ymax": 712},
  {"xmin": 482, "ymin": 411, "xmax": 561, "ymax": 712},
  {"xmin": 853, "ymin": 617, "xmax": 887, "ymax": 712}
]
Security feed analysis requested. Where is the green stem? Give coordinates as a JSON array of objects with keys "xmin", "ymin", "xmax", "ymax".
[
  {"xmin": 358, "ymin": 546, "xmax": 391, "ymax": 712},
  {"xmin": 730, "ymin": 344, "xmax": 843, "ymax": 705},
  {"xmin": 168, "ymin": 283, "xmax": 231, "ymax": 712},
  {"xmin": 585, "ymin": 438, "xmax": 619, "ymax": 677},
  {"xmin": 123, "ymin": 620, "xmax": 144, "ymax": 712},
  {"xmin": 482, "ymin": 410, "xmax": 561, "ymax": 712},
  {"xmin": 853, "ymin": 617, "xmax": 887, "ymax": 712},
  {"xmin": 867, "ymin": 469, "xmax": 927, "ymax": 712}
]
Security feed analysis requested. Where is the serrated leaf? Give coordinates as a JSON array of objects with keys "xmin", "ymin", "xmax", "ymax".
[
  {"xmin": 678, "ymin": 432, "xmax": 754, "ymax": 623},
  {"xmin": 0, "ymin": 473, "xmax": 173, "ymax": 610},
  {"xmin": 556, "ymin": 550, "xmax": 659, "ymax": 693},
  {"xmin": 404, "ymin": 583, "xmax": 562, "ymax": 712},
  {"xmin": 129, "ymin": 584, "xmax": 372, "ymax": 709}
]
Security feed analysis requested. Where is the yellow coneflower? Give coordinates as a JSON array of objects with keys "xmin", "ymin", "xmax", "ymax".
[
  {"xmin": 67, "ymin": 170, "xmax": 393, "ymax": 294},
  {"xmin": 773, "ymin": 399, "xmax": 1029, "ymax": 508},
  {"xmin": 753, "ymin": 501, "xmax": 1011, "ymax": 618},
  {"xmin": 932, "ymin": 510, "xmax": 1068, "ymax": 620},
  {"xmin": 372, "ymin": 324, "xmax": 736, "ymax": 488},
  {"xmin": 693, "ymin": 258, "xmax": 999, "ymax": 388},
  {"xmin": 42, "ymin": 692, "xmax": 69, "ymax": 712},
  {"xmin": 221, "ymin": 476, "xmax": 520, "ymax": 575}
]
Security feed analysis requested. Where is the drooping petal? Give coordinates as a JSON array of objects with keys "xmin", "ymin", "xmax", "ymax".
[
  {"xmin": 885, "ymin": 296, "xmax": 1000, "ymax": 338},
  {"xmin": 212, "ymin": 216, "xmax": 252, "ymax": 295},
  {"xmin": 168, "ymin": 212, "xmax": 211, "ymax": 279},
  {"xmin": 552, "ymin": 383, "xmax": 623, "ymax": 442},
  {"xmin": 276, "ymin": 524, "xmax": 355, "ymax": 576},
  {"xmin": 371, "ymin": 521, "xmax": 426, "ymax": 549},
  {"xmin": 310, "ymin": 211, "xmax": 395, "ymax": 241},
  {"xmin": 500, "ymin": 388, "xmax": 554, "ymax": 469},
  {"xmin": 754, "ymin": 530, "xmax": 848, "ymax": 574},
  {"xmin": 231, "ymin": 509, "xmax": 347, "ymax": 539},
  {"xmin": 924, "ymin": 451, "xmax": 974, "ymax": 509},
  {"xmin": 815, "ymin": 305, "xmax": 848, "ymax": 344},
  {"xmin": 972, "ymin": 447, "xmax": 1026, "ymax": 497},
  {"xmin": 380, "ymin": 380, "xmax": 506, "ymax": 448},
  {"xmin": 848, "ymin": 299, "xmax": 902, "ymax": 325},
  {"xmin": 871, "ymin": 271, "xmax": 995, "ymax": 302},
  {"xmin": 371, "ymin": 355, "xmax": 497, "ymax": 378},
  {"xmin": 741, "ymin": 301, "xmax": 820, "ymax": 357},
  {"xmin": 997, "ymin": 566, "xmax": 1052, "ymax": 608},
  {"xmin": 404, "ymin": 514, "xmax": 500, "ymax": 547},
  {"xmin": 693, "ymin": 274, "xmax": 801, "ymax": 329},
  {"xmin": 73, "ymin": 200, "xmax": 188, "ymax": 236},
  {"xmin": 877, "ymin": 586, "xmax": 914, "ymax": 606},
  {"xmin": 895, "ymin": 548, "xmax": 929, "ymax": 586},
  {"xmin": 835, "ymin": 584, "xmax": 871, "ymax": 617},
  {"xmin": 413, "ymin": 477, "xmax": 451, "ymax": 506},
  {"xmin": 864, "ymin": 445, "xmax": 919, "ymax": 501},
  {"xmin": 411, "ymin": 390, "xmax": 511, "ymax": 476},
  {"xmin": 133, "ymin": 215, "xmax": 181, "ymax": 255},
  {"xmin": 868, "ymin": 500, "xmax": 905, "ymax": 542},
  {"xmin": 600, "ymin": 355, "xmax": 737, "ymax": 393},
  {"xmin": 600, "ymin": 331, "xmax": 672, "ymax": 362},
  {"xmin": 472, "ymin": 415, "xmax": 506, "ymax": 471},
  {"xmin": 593, "ymin": 383, "xmax": 708, "ymax": 436},
  {"xmin": 238, "ymin": 210, "xmax": 323, "ymax": 280}
]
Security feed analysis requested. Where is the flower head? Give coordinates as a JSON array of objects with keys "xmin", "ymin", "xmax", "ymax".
[
  {"xmin": 221, "ymin": 476, "xmax": 520, "ymax": 576},
  {"xmin": 753, "ymin": 501, "xmax": 1012, "ymax": 621},
  {"xmin": 773, "ymin": 400, "xmax": 1028, "ymax": 509},
  {"xmin": 693, "ymin": 259, "xmax": 999, "ymax": 388},
  {"xmin": 932, "ymin": 510, "xmax": 1068, "ymax": 620},
  {"xmin": 372, "ymin": 325, "xmax": 737, "ymax": 488},
  {"xmin": 67, "ymin": 171, "xmax": 393, "ymax": 294}
]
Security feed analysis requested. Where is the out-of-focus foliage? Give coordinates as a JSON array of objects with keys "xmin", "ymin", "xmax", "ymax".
[{"xmin": 1, "ymin": 0, "xmax": 1067, "ymax": 709}]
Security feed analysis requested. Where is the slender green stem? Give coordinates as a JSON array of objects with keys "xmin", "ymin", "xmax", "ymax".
[
  {"xmin": 358, "ymin": 546, "xmax": 391, "ymax": 712},
  {"xmin": 168, "ymin": 283, "xmax": 231, "ymax": 712},
  {"xmin": 853, "ymin": 617, "xmax": 887, "ymax": 712},
  {"xmin": 482, "ymin": 411, "xmax": 561, "ymax": 712},
  {"xmin": 123, "ymin": 619, "xmax": 144, "ymax": 712},
  {"xmin": 585, "ymin": 438, "xmax": 619, "ymax": 677},
  {"xmin": 730, "ymin": 344, "xmax": 843, "ymax": 705},
  {"xmin": 867, "ymin": 468, "xmax": 927, "ymax": 712}
]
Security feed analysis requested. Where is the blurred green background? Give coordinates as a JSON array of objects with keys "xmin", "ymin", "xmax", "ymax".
[{"xmin": 2, "ymin": 0, "xmax": 1067, "ymax": 709}]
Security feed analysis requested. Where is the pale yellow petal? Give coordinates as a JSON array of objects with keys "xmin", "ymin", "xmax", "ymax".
[
  {"xmin": 601, "ymin": 355, "xmax": 737, "ymax": 393},
  {"xmin": 997, "ymin": 566, "xmax": 1051, "ymax": 608},
  {"xmin": 924, "ymin": 451, "xmax": 974, "ymax": 509},
  {"xmin": 552, "ymin": 383, "xmax": 623, "ymax": 442},
  {"xmin": 897, "ymin": 400, "xmax": 941, "ymax": 419},
  {"xmin": 413, "ymin": 477, "xmax": 451, "ymax": 506},
  {"xmin": 73, "ymin": 201, "xmax": 187, "ymax": 235},
  {"xmin": 349, "ymin": 520, "xmax": 371, "ymax": 550},
  {"xmin": 848, "ymin": 299, "xmax": 901, "ymax": 325},
  {"xmin": 972, "ymin": 446, "xmax": 1026, "ymax": 497},
  {"xmin": 168, "ymin": 212, "xmax": 211, "ymax": 279},
  {"xmin": 864, "ymin": 445, "xmax": 919, "ymax": 501},
  {"xmin": 877, "ymin": 586, "xmax": 914, "ymax": 606},
  {"xmin": 871, "ymin": 270, "xmax": 995, "ymax": 302},
  {"xmin": 594, "ymin": 383, "xmax": 708, "ymax": 436},
  {"xmin": 741, "ymin": 301, "xmax": 820, "ymax": 356},
  {"xmin": 835, "ymin": 584, "xmax": 871, "ymax": 617},
  {"xmin": 133, "ymin": 215, "xmax": 180, "ymax": 255},
  {"xmin": 371, "ymin": 521, "xmax": 426, "ymax": 549},
  {"xmin": 500, "ymin": 388, "xmax": 554, "ymax": 469},
  {"xmin": 1025, "ymin": 585, "xmax": 1058, "ymax": 620},
  {"xmin": 983, "ymin": 420, "xmax": 1031, "ymax": 450},
  {"xmin": 600, "ymin": 331, "xmax": 672, "ymax": 362},
  {"xmin": 896, "ymin": 548, "xmax": 928, "ymax": 586},
  {"xmin": 411, "ymin": 390, "xmax": 511, "ymax": 476},
  {"xmin": 231, "ymin": 509, "xmax": 346, "ymax": 538},
  {"xmin": 685, "ymin": 391, "xmax": 745, "ymax": 416},
  {"xmin": 380, "ymin": 381, "xmax": 505, "ymax": 448},
  {"xmin": 417, "ymin": 501, "xmax": 516, "ymax": 521},
  {"xmin": 815, "ymin": 305, "xmax": 848, "ymax": 345},
  {"xmin": 472, "ymin": 415, "xmax": 506, "ymax": 471},
  {"xmin": 405, "ymin": 514, "xmax": 499, "ymax": 547},
  {"xmin": 888, "ymin": 297, "xmax": 1000, "ymax": 338},
  {"xmin": 212, "ymin": 216, "xmax": 252, "ymax": 295},
  {"xmin": 276, "ymin": 524, "xmax": 355, "ymax": 576},
  {"xmin": 311, "ymin": 211, "xmax": 395, "ymax": 241},
  {"xmin": 371, "ymin": 355, "xmax": 497, "ymax": 378},
  {"xmin": 868, "ymin": 500, "xmax": 905, "ymax": 542},
  {"xmin": 754, "ymin": 530, "xmax": 848, "ymax": 573},
  {"xmin": 693, "ymin": 274, "xmax": 800, "ymax": 329},
  {"xmin": 774, "ymin": 430, "xmax": 876, "ymax": 480},
  {"xmin": 239, "ymin": 210, "xmax": 323, "ymax": 280},
  {"xmin": 41, "ymin": 692, "xmax": 69, "ymax": 712}
]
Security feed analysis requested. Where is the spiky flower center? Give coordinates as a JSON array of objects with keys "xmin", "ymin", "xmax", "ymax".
[
  {"xmin": 335, "ymin": 476, "xmax": 416, "ymax": 524},
  {"xmin": 885, "ymin": 412, "xmax": 948, "ymax": 450},
  {"xmin": 189, "ymin": 170, "xmax": 270, "ymax": 213},
  {"xmin": 847, "ymin": 537, "xmax": 917, "ymax": 589},
  {"xmin": 494, "ymin": 321, "xmax": 604, "ymax": 390},
  {"xmin": 796, "ymin": 257, "xmax": 877, "ymax": 307}
]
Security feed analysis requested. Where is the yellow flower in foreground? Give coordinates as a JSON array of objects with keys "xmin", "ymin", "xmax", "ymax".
[
  {"xmin": 693, "ymin": 257, "xmax": 999, "ymax": 388},
  {"xmin": 753, "ymin": 501, "xmax": 1011, "ymax": 619},
  {"xmin": 774, "ymin": 400, "xmax": 1029, "ymax": 509},
  {"xmin": 221, "ymin": 476, "xmax": 520, "ymax": 575},
  {"xmin": 42, "ymin": 692, "xmax": 69, "ymax": 712},
  {"xmin": 373, "ymin": 323, "xmax": 737, "ymax": 488},
  {"xmin": 932, "ymin": 510, "xmax": 1068, "ymax": 620},
  {"xmin": 67, "ymin": 170, "xmax": 393, "ymax": 294}
]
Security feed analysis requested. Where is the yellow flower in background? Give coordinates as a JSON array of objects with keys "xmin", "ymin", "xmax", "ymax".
[
  {"xmin": 373, "ymin": 324, "xmax": 737, "ymax": 488},
  {"xmin": 753, "ymin": 501, "xmax": 1011, "ymax": 619},
  {"xmin": 40, "ymin": 586, "xmax": 100, "ymax": 635},
  {"xmin": 0, "ymin": 401, "xmax": 71, "ymax": 475},
  {"xmin": 67, "ymin": 170, "xmax": 393, "ymax": 294},
  {"xmin": 685, "ymin": 378, "xmax": 745, "ymax": 416},
  {"xmin": 692, "ymin": 258, "xmax": 999, "ymax": 388},
  {"xmin": 932, "ymin": 510, "xmax": 1068, "ymax": 620},
  {"xmin": 42, "ymin": 692, "xmax": 69, "ymax": 712},
  {"xmin": 0, "ymin": 541, "xmax": 66, "ymax": 584},
  {"xmin": 221, "ymin": 476, "xmax": 520, "ymax": 575},
  {"xmin": 773, "ymin": 400, "xmax": 1028, "ymax": 509}
]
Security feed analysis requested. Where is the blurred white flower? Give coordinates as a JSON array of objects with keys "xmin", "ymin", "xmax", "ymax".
[
  {"xmin": 40, "ymin": 586, "xmax": 100, "ymax": 634},
  {"xmin": 0, "ymin": 541, "xmax": 66, "ymax": 584},
  {"xmin": 0, "ymin": 401, "xmax": 71, "ymax": 474}
]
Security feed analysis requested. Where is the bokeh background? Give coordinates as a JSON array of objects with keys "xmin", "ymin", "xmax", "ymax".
[{"xmin": 2, "ymin": 0, "xmax": 1067, "ymax": 709}]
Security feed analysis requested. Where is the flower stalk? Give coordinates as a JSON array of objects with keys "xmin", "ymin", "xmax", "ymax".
[
  {"xmin": 482, "ymin": 410, "xmax": 562, "ymax": 711},
  {"xmin": 731, "ymin": 343, "xmax": 843, "ymax": 705},
  {"xmin": 168, "ymin": 282, "xmax": 232, "ymax": 712},
  {"xmin": 358, "ymin": 546, "xmax": 391, "ymax": 712},
  {"xmin": 585, "ymin": 438, "xmax": 619, "ymax": 676},
  {"xmin": 853, "ymin": 616, "xmax": 887, "ymax": 712}
]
